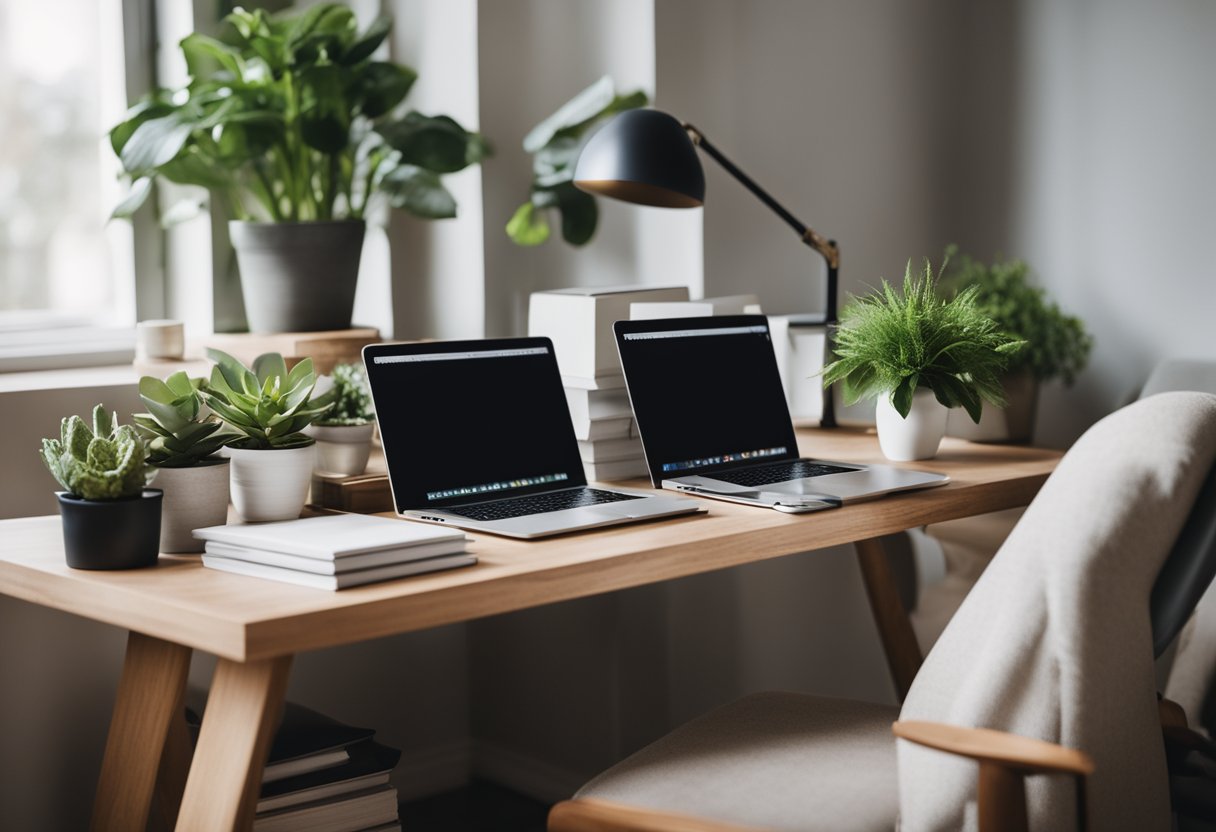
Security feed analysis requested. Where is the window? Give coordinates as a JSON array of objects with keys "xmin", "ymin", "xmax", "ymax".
[{"xmin": 0, "ymin": 0, "xmax": 139, "ymax": 368}]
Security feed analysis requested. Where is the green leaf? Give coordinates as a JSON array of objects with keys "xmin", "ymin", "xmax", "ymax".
[
  {"xmin": 92, "ymin": 405, "xmax": 114, "ymax": 439},
  {"xmin": 552, "ymin": 183, "xmax": 598, "ymax": 246},
  {"xmin": 522, "ymin": 75, "xmax": 614, "ymax": 153},
  {"xmin": 298, "ymin": 64, "xmax": 350, "ymax": 153},
  {"xmin": 206, "ymin": 348, "xmax": 252, "ymax": 394},
  {"xmin": 532, "ymin": 136, "xmax": 581, "ymax": 187},
  {"xmin": 110, "ymin": 98, "xmax": 176, "ymax": 157},
  {"xmin": 506, "ymin": 202, "xmax": 550, "ymax": 246},
  {"xmin": 181, "ymin": 33, "xmax": 244, "ymax": 80},
  {"xmin": 120, "ymin": 115, "xmax": 194, "ymax": 174},
  {"xmin": 379, "ymin": 165, "xmax": 457, "ymax": 219},
  {"xmin": 138, "ymin": 376, "xmax": 176, "ymax": 405},
  {"xmin": 111, "ymin": 178, "xmax": 153, "ymax": 220},
  {"xmin": 253, "ymin": 352, "xmax": 289, "ymax": 387},
  {"xmin": 341, "ymin": 16, "xmax": 393, "ymax": 66},
  {"xmin": 357, "ymin": 62, "xmax": 417, "ymax": 119},
  {"xmin": 892, "ymin": 375, "xmax": 918, "ymax": 419},
  {"xmin": 285, "ymin": 357, "xmax": 315, "ymax": 391},
  {"xmin": 377, "ymin": 112, "xmax": 480, "ymax": 174}
]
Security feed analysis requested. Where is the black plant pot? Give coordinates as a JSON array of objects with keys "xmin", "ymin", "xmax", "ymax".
[{"xmin": 56, "ymin": 489, "xmax": 164, "ymax": 570}]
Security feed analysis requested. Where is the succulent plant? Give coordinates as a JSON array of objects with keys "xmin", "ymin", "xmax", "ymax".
[
  {"xmin": 200, "ymin": 349, "xmax": 334, "ymax": 450},
  {"xmin": 133, "ymin": 371, "xmax": 232, "ymax": 467},
  {"xmin": 316, "ymin": 363, "xmax": 375, "ymax": 426},
  {"xmin": 40, "ymin": 405, "xmax": 156, "ymax": 500}
]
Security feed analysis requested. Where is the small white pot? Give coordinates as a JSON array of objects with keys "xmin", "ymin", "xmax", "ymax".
[
  {"xmin": 875, "ymin": 389, "xmax": 949, "ymax": 461},
  {"xmin": 152, "ymin": 458, "xmax": 231, "ymax": 553},
  {"xmin": 224, "ymin": 444, "xmax": 316, "ymax": 522},
  {"xmin": 303, "ymin": 423, "xmax": 375, "ymax": 476}
]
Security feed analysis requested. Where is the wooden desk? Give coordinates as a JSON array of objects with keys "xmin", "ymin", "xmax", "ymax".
[{"xmin": 0, "ymin": 428, "xmax": 1059, "ymax": 831}]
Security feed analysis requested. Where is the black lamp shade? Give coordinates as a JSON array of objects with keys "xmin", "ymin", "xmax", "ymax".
[{"xmin": 573, "ymin": 109, "xmax": 706, "ymax": 208}]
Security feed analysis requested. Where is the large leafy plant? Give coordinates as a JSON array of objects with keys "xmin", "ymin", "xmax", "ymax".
[
  {"xmin": 111, "ymin": 4, "xmax": 490, "ymax": 224},
  {"xmin": 507, "ymin": 76, "xmax": 647, "ymax": 247},
  {"xmin": 943, "ymin": 246, "xmax": 1092, "ymax": 385},
  {"xmin": 200, "ymin": 349, "xmax": 333, "ymax": 450},
  {"xmin": 40, "ymin": 406, "xmax": 156, "ymax": 500},
  {"xmin": 134, "ymin": 371, "xmax": 232, "ymax": 467},
  {"xmin": 822, "ymin": 259, "xmax": 1024, "ymax": 422}
]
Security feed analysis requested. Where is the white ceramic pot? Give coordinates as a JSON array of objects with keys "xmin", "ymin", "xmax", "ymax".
[
  {"xmin": 225, "ymin": 444, "xmax": 316, "ymax": 522},
  {"xmin": 303, "ymin": 423, "xmax": 375, "ymax": 476},
  {"xmin": 152, "ymin": 458, "xmax": 231, "ymax": 553},
  {"xmin": 876, "ymin": 389, "xmax": 949, "ymax": 461}
]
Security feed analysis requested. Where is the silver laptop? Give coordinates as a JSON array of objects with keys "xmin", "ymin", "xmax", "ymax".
[
  {"xmin": 363, "ymin": 338, "xmax": 703, "ymax": 539},
  {"xmin": 614, "ymin": 315, "xmax": 949, "ymax": 513}
]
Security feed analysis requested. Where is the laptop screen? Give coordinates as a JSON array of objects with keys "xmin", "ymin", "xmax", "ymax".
[
  {"xmin": 363, "ymin": 338, "xmax": 586, "ymax": 512},
  {"xmin": 615, "ymin": 315, "xmax": 800, "ymax": 485}
]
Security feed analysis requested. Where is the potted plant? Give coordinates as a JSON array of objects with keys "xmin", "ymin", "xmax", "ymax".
[
  {"xmin": 822, "ymin": 259, "xmax": 1023, "ymax": 461},
  {"xmin": 507, "ymin": 76, "xmax": 647, "ymax": 247},
  {"xmin": 943, "ymin": 247, "xmax": 1093, "ymax": 442},
  {"xmin": 133, "ymin": 371, "xmax": 233, "ymax": 553},
  {"xmin": 200, "ymin": 349, "xmax": 333, "ymax": 521},
  {"xmin": 39, "ymin": 406, "xmax": 162, "ymax": 570},
  {"xmin": 304, "ymin": 363, "xmax": 376, "ymax": 476},
  {"xmin": 109, "ymin": 4, "xmax": 490, "ymax": 333}
]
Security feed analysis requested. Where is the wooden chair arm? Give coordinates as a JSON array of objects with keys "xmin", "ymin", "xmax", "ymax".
[
  {"xmin": 548, "ymin": 798, "xmax": 770, "ymax": 832},
  {"xmin": 893, "ymin": 720, "xmax": 1094, "ymax": 776}
]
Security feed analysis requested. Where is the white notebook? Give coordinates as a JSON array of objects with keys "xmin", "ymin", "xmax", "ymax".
[
  {"xmin": 204, "ymin": 540, "xmax": 466, "ymax": 575},
  {"xmin": 202, "ymin": 552, "xmax": 477, "ymax": 590},
  {"xmin": 193, "ymin": 514, "xmax": 466, "ymax": 559}
]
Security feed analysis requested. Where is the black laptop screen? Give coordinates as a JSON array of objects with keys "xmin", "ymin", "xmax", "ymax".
[
  {"xmin": 363, "ymin": 339, "xmax": 587, "ymax": 511},
  {"xmin": 615, "ymin": 316, "xmax": 800, "ymax": 484}
]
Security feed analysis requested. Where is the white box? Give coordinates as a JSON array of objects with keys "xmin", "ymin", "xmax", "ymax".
[
  {"xmin": 768, "ymin": 314, "xmax": 829, "ymax": 424},
  {"xmin": 584, "ymin": 457, "xmax": 648, "ymax": 482},
  {"xmin": 570, "ymin": 415, "xmax": 633, "ymax": 441},
  {"xmin": 529, "ymin": 285, "xmax": 690, "ymax": 380},
  {"xmin": 629, "ymin": 294, "xmax": 762, "ymax": 320},
  {"xmin": 577, "ymin": 436, "xmax": 644, "ymax": 463},
  {"xmin": 565, "ymin": 387, "xmax": 633, "ymax": 423}
]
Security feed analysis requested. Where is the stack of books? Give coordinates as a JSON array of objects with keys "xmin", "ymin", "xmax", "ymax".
[
  {"xmin": 188, "ymin": 699, "xmax": 402, "ymax": 832},
  {"xmin": 530, "ymin": 285, "xmax": 689, "ymax": 482},
  {"xmin": 194, "ymin": 514, "xmax": 474, "ymax": 590}
]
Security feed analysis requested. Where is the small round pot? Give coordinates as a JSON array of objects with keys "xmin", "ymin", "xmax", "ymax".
[
  {"xmin": 153, "ymin": 457, "xmax": 231, "ymax": 553},
  {"xmin": 57, "ymin": 489, "xmax": 163, "ymax": 570},
  {"xmin": 229, "ymin": 220, "xmax": 365, "ymax": 333},
  {"xmin": 225, "ymin": 444, "xmax": 316, "ymax": 522},
  {"xmin": 876, "ymin": 389, "xmax": 949, "ymax": 461},
  {"xmin": 304, "ymin": 423, "xmax": 375, "ymax": 476}
]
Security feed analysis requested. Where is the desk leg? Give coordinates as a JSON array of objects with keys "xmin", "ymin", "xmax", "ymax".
[
  {"xmin": 175, "ymin": 655, "xmax": 292, "ymax": 832},
  {"xmin": 855, "ymin": 536, "xmax": 924, "ymax": 701},
  {"xmin": 91, "ymin": 632, "xmax": 192, "ymax": 832}
]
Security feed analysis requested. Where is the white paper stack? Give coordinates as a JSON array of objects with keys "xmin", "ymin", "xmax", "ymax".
[
  {"xmin": 530, "ymin": 285, "xmax": 689, "ymax": 481},
  {"xmin": 628, "ymin": 294, "xmax": 761, "ymax": 320},
  {"xmin": 194, "ymin": 515, "xmax": 474, "ymax": 590},
  {"xmin": 768, "ymin": 313, "xmax": 829, "ymax": 424}
]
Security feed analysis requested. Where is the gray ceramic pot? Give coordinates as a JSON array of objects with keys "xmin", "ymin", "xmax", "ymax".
[
  {"xmin": 304, "ymin": 423, "xmax": 375, "ymax": 476},
  {"xmin": 153, "ymin": 457, "xmax": 231, "ymax": 553},
  {"xmin": 229, "ymin": 220, "xmax": 365, "ymax": 333}
]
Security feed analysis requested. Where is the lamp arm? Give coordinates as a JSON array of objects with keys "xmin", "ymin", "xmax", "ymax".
[{"xmin": 684, "ymin": 123, "xmax": 840, "ymax": 427}]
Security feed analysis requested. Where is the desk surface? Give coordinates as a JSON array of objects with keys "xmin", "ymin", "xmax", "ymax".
[{"xmin": 0, "ymin": 428, "xmax": 1060, "ymax": 662}]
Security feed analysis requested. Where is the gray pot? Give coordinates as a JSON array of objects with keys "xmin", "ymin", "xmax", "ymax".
[
  {"xmin": 304, "ymin": 423, "xmax": 375, "ymax": 476},
  {"xmin": 230, "ymin": 220, "xmax": 365, "ymax": 333},
  {"xmin": 947, "ymin": 371, "xmax": 1040, "ymax": 444},
  {"xmin": 153, "ymin": 457, "xmax": 231, "ymax": 553}
]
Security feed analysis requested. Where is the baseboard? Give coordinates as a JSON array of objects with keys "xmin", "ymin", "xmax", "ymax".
[
  {"xmin": 391, "ymin": 739, "xmax": 473, "ymax": 801},
  {"xmin": 471, "ymin": 740, "xmax": 589, "ymax": 804}
]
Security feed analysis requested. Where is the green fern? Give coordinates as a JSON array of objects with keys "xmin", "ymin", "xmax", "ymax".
[{"xmin": 822, "ymin": 258, "xmax": 1024, "ymax": 422}]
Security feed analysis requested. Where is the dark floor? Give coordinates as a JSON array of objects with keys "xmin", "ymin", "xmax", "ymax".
[{"xmin": 399, "ymin": 780, "xmax": 551, "ymax": 832}]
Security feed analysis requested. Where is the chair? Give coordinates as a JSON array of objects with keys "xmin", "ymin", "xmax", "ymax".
[{"xmin": 548, "ymin": 392, "xmax": 1216, "ymax": 832}]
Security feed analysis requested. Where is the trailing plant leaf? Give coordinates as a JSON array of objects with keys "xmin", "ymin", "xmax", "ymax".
[
  {"xmin": 821, "ymin": 259, "xmax": 1025, "ymax": 422},
  {"xmin": 108, "ymin": 3, "xmax": 490, "ymax": 224},
  {"xmin": 39, "ymin": 405, "xmax": 155, "ymax": 500},
  {"xmin": 509, "ymin": 76, "xmax": 648, "ymax": 247},
  {"xmin": 199, "ymin": 349, "xmax": 333, "ymax": 450},
  {"xmin": 942, "ymin": 245, "xmax": 1092, "ymax": 385}
]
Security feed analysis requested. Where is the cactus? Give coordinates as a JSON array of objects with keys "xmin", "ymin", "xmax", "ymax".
[
  {"xmin": 200, "ymin": 349, "xmax": 334, "ymax": 450},
  {"xmin": 133, "ymin": 371, "xmax": 232, "ymax": 467},
  {"xmin": 40, "ymin": 405, "xmax": 156, "ymax": 500},
  {"xmin": 316, "ymin": 363, "xmax": 375, "ymax": 426}
]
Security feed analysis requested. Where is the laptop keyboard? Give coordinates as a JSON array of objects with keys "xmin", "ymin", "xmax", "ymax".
[
  {"xmin": 709, "ymin": 460, "xmax": 856, "ymax": 488},
  {"xmin": 443, "ymin": 487, "xmax": 643, "ymax": 522}
]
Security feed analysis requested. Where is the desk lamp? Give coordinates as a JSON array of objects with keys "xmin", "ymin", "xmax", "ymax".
[{"xmin": 573, "ymin": 108, "xmax": 839, "ymax": 428}]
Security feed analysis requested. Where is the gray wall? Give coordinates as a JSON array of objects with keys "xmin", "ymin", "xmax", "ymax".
[{"xmin": 4, "ymin": 0, "xmax": 1216, "ymax": 827}]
